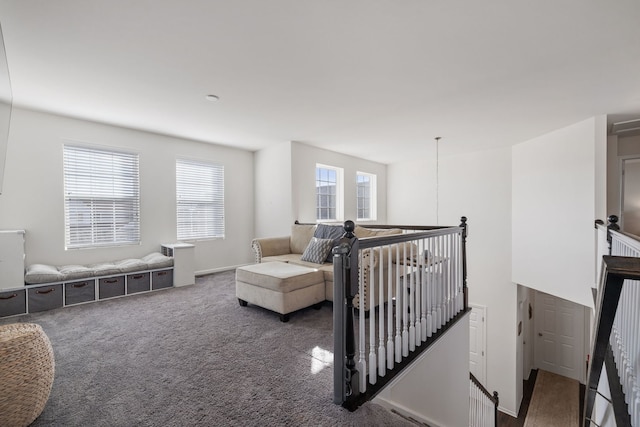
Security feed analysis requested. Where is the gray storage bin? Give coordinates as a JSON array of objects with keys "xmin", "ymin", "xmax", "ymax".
[
  {"xmin": 127, "ymin": 272, "xmax": 150, "ymax": 294},
  {"xmin": 0, "ymin": 289, "xmax": 26, "ymax": 317},
  {"xmin": 65, "ymin": 279, "xmax": 96, "ymax": 305},
  {"xmin": 99, "ymin": 276, "xmax": 125, "ymax": 299},
  {"xmin": 28, "ymin": 284, "xmax": 63, "ymax": 313},
  {"xmin": 152, "ymin": 269, "xmax": 173, "ymax": 290}
]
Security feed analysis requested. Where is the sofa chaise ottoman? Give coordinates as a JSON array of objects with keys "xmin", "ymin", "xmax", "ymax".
[
  {"xmin": 251, "ymin": 223, "xmax": 404, "ymax": 311},
  {"xmin": 236, "ymin": 262, "xmax": 325, "ymax": 322}
]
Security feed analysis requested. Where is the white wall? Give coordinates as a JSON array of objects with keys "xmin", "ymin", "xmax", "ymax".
[
  {"xmin": 387, "ymin": 155, "xmax": 437, "ymax": 225},
  {"xmin": 374, "ymin": 313, "xmax": 470, "ymax": 427},
  {"xmin": 253, "ymin": 141, "xmax": 388, "ymax": 237},
  {"xmin": 595, "ymin": 118, "xmax": 607, "ymax": 222},
  {"xmin": 291, "ymin": 141, "xmax": 387, "ymax": 224},
  {"xmin": 254, "ymin": 141, "xmax": 292, "ymax": 237},
  {"xmin": 0, "ymin": 99, "xmax": 9, "ymax": 195},
  {"xmin": 607, "ymin": 134, "xmax": 620, "ymax": 219},
  {"xmin": 0, "ymin": 108, "xmax": 255, "ymax": 273},
  {"xmin": 512, "ymin": 117, "xmax": 606, "ymax": 308},
  {"xmin": 388, "ymin": 146, "xmax": 518, "ymax": 416}
]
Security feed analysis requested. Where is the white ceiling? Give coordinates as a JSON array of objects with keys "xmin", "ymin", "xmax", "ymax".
[{"xmin": 1, "ymin": 0, "xmax": 639, "ymax": 164}]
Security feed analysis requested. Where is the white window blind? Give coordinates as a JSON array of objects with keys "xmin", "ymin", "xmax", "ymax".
[
  {"xmin": 176, "ymin": 159, "xmax": 225, "ymax": 240},
  {"xmin": 63, "ymin": 145, "xmax": 140, "ymax": 249}
]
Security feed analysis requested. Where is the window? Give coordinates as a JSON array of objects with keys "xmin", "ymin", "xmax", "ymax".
[
  {"xmin": 176, "ymin": 158, "xmax": 225, "ymax": 240},
  {"xmin": 63, "ymin": 145, "xmax": 140, "ymax": 249},
  {"xmin": 356, "ymin": 172, "xmax": 377, "ymax": 221},
  {"xmin": 316, "ymin": 164, "xmax": 343, "ymax": 221}
]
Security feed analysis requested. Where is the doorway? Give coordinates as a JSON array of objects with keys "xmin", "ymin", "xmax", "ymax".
[
  {"xmin": 469, "ymin": 304, "xmax": 487, "ymax": 384},
  {"xmin": 533, "ymin": 290, "xmax": 587, "ymax": 383},
  {"xmin": 621, "ymin": 157, "xmax": 640, "ymax": 236}
]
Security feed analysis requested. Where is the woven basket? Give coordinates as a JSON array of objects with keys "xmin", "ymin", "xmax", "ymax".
[{"xmin": 0, "ymin": 323, "xmax": 55, "ymax": 427}]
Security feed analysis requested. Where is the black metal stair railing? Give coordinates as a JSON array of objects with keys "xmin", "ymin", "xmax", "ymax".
[
  {"xmin": 332, "ymin": 217, "xmax": 469, "ymax": 410},
  {"xmin": 469, "ymin": 372, "xmax": 499, "ymax": 427},
  {"xmin": 588, "ymin": 215, "xmax": 640, "ymax": 427},
  {"xmin": 332, "ymin": 220, "xmax": 359, "ymax": 404},
  {"xmin": 584, "ymin": 255, "xmax": 640, "ymax": 427}
]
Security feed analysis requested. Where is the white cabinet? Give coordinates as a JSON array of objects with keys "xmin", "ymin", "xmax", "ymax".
[
  {"xmin": 161, "ymin": 243, "xmax": 195, "ymax": 287},
  {"xmin": 0, "ymin": 230, "xmax": 25, "ymax": 291}
]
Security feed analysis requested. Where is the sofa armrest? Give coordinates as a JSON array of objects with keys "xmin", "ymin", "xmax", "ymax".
[{"xmin": 251, "ymin": 236, "xmax": 291, "ymax": 263}]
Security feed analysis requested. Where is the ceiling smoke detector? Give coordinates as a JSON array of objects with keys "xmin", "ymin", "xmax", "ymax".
[{"xmin": 611, "ymin": 119, "xmax": 640, "ymax": 135}]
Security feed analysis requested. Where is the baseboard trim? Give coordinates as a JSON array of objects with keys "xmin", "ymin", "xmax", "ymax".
[
  {"xmin": 195, "ymin": 264, "xmax": 245, "ymax": 276},
  {"xmin": 374, "ymin": 396, "xmax": 437, "ymax": 426},
  {"xmin": 499, "ymin": 405, "xmax": 518, "ymax": 418}
]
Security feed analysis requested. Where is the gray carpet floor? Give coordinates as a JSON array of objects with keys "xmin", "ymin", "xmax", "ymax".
[{"xmin": 0, "ymin": 271, "xmax": 414, "ymax": 426}]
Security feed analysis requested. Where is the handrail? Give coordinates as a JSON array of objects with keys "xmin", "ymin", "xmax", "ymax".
[
  {"xmin": 470, "ymin": 372, "xmax": 499, "ymax": 427},
  {"xmin": 356, "ymin": 227, "xmax": 465, "ymax": 248},
  {"xmin": 584, "ymin": 255, "xmax": 640, "ymax": 427},
  {"xmin": 295, "ymin": 220, "xmax": 451, "ymax": 231},
  {"xmin": 470, "ymin": 372, "xmax": 499, "ymax": 406}
]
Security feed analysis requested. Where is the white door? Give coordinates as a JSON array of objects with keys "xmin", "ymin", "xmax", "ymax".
[
  {"xmin": 534, "ymin": 291, "xmax": 586, "ymax": 383},
  {"xmin": 469, "ymin": 304, "xmax": 487, "ymax": 383}
]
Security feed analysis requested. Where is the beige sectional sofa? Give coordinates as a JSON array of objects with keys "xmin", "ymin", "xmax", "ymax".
[{"xmin": 250, "ymin": 223, "xmax": 404, "ymax": 311}]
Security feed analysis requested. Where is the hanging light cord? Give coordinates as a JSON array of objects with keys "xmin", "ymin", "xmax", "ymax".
[{"xmin": 435, "ymin": 137, "xmax": 441, "ymax": 225}]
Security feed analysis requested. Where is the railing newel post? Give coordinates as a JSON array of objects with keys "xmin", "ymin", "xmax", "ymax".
[
  {"xmin": 493, "ymin": 390, "xmax": 499, "ymax": 427},
  {"xmin": 607, "ymin": 215, "xmax": 620, "ymax": 255},
  {"xmin": 333, "ymin": 220, "xmax": 359, "ymax": 406},
  {"xmin": 460, "ymin": 216, "xmax": 468, "ymax": 310}
]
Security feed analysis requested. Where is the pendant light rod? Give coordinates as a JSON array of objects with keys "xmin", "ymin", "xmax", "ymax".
[{"xmin": 435, "ymin": 137, "xmax": 441, "ymax": 225}]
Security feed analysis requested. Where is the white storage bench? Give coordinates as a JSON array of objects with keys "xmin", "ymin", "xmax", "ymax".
[{"xmin": 0, "ymin": 252, "xmax": 174, "ymax": 318}]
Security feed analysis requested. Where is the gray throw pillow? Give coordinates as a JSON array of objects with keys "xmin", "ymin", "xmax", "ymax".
[
  {"xmin": 314, "ymin": 224, "xmax": 344, "ymax": 263},
  {"xmin": 301, "ymin": 237, "xmax": 334, "ymax": 264}
]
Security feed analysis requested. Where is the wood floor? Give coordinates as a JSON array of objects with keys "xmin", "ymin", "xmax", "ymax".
[
  {"xmin": 497, "ymin": 370, "xmax": 585, "ymax": 427},
  {"xmin": 498, "ymin": 370, "xmax": 538, "ymax": 427}
]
